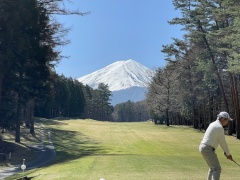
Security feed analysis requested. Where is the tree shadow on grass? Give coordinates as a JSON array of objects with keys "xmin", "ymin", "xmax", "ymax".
[
  {"xmin": 35, "ymin": 118, "xmax": 69, "ymax": 126},
  {"xmin": 49, "ymin": 128, "xmax": 105, "ymax": 165},
  {"xmin": 0, "ymin": 141, "xmax": 36, "ymax": 167},
  {"xmin": 35, "ymin": 117, "xmax": 90, "ymax": 127}
]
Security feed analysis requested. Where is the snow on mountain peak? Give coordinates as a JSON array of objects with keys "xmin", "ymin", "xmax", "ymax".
[{"xmin": 77, "ymin": 59, "xmax": 154, "ymax": 91}]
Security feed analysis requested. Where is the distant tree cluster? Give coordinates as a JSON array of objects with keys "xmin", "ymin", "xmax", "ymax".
[
  {"xmin": 111, "ymin": 100, "xmax": 150, "ymax": 122},
  {"xmin": 83, "ymin": 83, "xmax": 113, "ymax": 121},
  {"xmin": 34, "ymin": 75, "xmax": 113, "ymax": 121},
  {"xmin": 146, "ymin": 0, "xmax": 240, "ymax": 139}
]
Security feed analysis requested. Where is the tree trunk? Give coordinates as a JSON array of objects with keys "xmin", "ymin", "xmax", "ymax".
[
  {"xmin": 15, "ymin": 71, "xmax": 23, "ymax": 143},
  {"xmin": 166, "ymin": 81, "xmax": 170, "ymax": 126},
  {"xmin": 15, "ymin": 93, "xmax": 22, "ymax": 143},
  {"xmin": 24, "ymin": 106, "xmax": 30, "ymax": 128},
  {"xmin": 229, "ymin": 73, "xmax": 240, "ymax": 138},
  {"xmin": 192, "ymin": 103, "xmax": 197, "ymax": 129},
  {"xmin": 197, "ymin": 21, "xmax": 229, "ymax": 112},
  {"xmin": 29, "ymin": 100, "xmax": 35, "ymax": 135},
  {"xmin": 187, "ymin": 64, "xmax": 197, "ymax": 128},
  {"xmin": 207, "ymin": 91, "xmax": 214, "ymax": 129},
  {"xmin": 229, "ymin": 73, "xmax": 235, "ymax": 135},
  {"xmin": 234, "ymin": 76, "xmax": 240, "ymax": 139},
  {"xmin": 0, "ymin": 73, "xmax": 3, "ymax": 103},
  {"xmin": 166, "ymin": 108, "xmax": 169, "ymax": 126}
]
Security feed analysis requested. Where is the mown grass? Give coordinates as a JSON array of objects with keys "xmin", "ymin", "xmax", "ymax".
[{"xmin": 6, "ymin": 119, "xmax": 240, "ymax": 180}]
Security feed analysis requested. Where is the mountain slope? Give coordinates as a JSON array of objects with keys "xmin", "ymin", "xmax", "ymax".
[
  {"xmin": 111, "ymin": 86, "xmax": 148, "ymax": 105},
  {"xmin": 78, "ymin": 59, "xmax": 153, "ymax": 91},
  {"xmin": 77, "ymin": 59, "xmax": 154, "ymax": 105}
]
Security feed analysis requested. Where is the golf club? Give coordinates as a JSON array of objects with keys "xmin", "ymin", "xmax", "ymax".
[
  {"xmin": 232, "ymin": 159, "xmax": 240, "ymax": 167},
  {"xmin": 224, "ymin": 153, "xmax": 240, "ymax": 167}
]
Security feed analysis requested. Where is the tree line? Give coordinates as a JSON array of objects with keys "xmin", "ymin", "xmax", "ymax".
[
  {"xmin": 112, "ymin": 100, "xmax": 150, "ymax": 122},
  {"xmin": 0, "ymin": 0, "xmax": 150, "ymax": 143},
  {"xmin": 146, "ymin": 0, "xmax": 240, "ymax": 139},
  {"xmin": 0, "ymin": 0, "xmax": 114, "ymax": 143},
  {"xmin": 4, "ymin": 0, "xmax": 240, "ymax": 143}
]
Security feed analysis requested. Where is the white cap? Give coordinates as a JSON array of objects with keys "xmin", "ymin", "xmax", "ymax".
[{"xmin": 218, "ymin": 111, "xmax": 233, "ymax": 121}]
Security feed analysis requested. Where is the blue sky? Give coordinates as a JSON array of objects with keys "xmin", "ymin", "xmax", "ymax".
[{"xmin": 55, "ymin": 0, "xmax": 184, "ymax": 78}]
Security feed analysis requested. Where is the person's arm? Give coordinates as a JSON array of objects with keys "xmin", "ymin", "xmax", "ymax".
[
  {"xmin": 219, "ymin": 129, "xmax": 234, "ymax": 161},
  {"xmin": 217, "ymin": 128, "xmax": 231, "ymax": 156}
]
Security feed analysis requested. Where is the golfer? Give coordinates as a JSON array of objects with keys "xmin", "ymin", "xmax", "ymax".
[{"xmin": 199, "ymin": 111, "xmax": 233, "ymax": 180}]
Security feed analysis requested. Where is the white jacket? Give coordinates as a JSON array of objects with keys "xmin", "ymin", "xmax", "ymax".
[{"xmin": 201, "ymin": 120, "xmax": 231, "ymax": 155}]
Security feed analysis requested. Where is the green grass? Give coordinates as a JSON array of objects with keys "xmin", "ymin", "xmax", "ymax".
[{"xmin": 6, "ymin": 119, "xmax": 240, "ymax": 180}]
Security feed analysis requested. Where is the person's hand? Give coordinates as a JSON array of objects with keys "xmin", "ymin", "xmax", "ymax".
[
  {"xmin": 224, "ymin": 152, "xmax": 233, "ymax": 161},
  {"xmin": 227, "ymin": 155, "xmax": 233, "ymax": 161},
  {"xmin": 226, "ymin": 155, "xmax": 233, "ymax": 161}
]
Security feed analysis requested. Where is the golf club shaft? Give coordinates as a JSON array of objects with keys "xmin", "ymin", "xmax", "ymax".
[{"xmin": 232, "ymin": 160, "xmax": 240, "ymax": 167}]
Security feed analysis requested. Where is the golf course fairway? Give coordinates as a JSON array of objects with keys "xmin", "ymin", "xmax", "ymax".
[{"xmin": 7, "ymin": 119, "xmax": 240, "ymax": 180}]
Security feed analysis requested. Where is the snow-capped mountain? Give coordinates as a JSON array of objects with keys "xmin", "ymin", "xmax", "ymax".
[{"xmin": 78, "ymin": 59, "xmax": 154, "ymax": 105}]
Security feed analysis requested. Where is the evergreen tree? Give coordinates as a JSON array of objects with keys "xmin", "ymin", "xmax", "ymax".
[
  {"xmin": 96, "ymin": 83, "xmax": 113, "ymax": 121},
  {"xmin": 147, "ymin": 65, "xmax": 179, "ymax": 126},
  {"xmin": 0, "ymin": 0, "xmax": 85, "ymax": 142}
]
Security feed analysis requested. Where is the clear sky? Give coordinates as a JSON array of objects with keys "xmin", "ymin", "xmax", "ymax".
[{"xmin": 54, "ymin": 0, "xmax": 184, "ymax": 79}]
